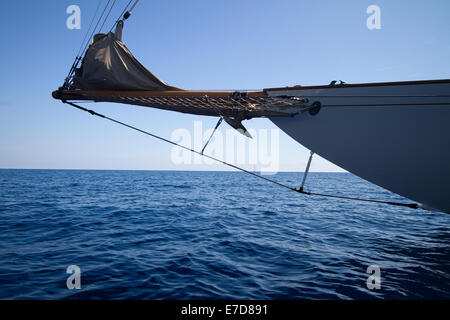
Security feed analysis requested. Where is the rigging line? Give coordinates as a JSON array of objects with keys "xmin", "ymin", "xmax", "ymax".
[
  {"xmin": 98, "ymin": 0, "xmax": 118, "ymax": 34},
  {"xmin": 64, "ymin": 56, "xmax": 82, "ymax": 85},
  {"xmin": 201, "ymin": 117, "xmax": 223, "ymax": 155},
  {"xmin": 108, "ymin": 0, "xmax": 134, "ymax": 33},
  {"xmin": 79, "ymin": 0, "xmax": 113, "ymax": 59},
  {"xmin": 109, "ymin": 0, "xmax": 132, "ymax": 32},
  {"xmin": 298, "ymin": 189, "xmax": 419, "ymax": 209},
  {"xmin": 62, "ymin": 101, "xmax": 421, "ymax": 210},
  {"xmin": 65, "ymin": 0, "xmax": 104, "ymax": 83},
  {"xmin": 75, "ymin": 0, "xmax": 104, "ymax": 59},
  {"xmin": 63, "ymin": 101, "xmax": 295, "ymax": 191},
  {"xmin": 128, "ymin": 0, "xmax": 140, "ymax": 12},
  {"xmin": 65, "ymin": 0, "xmax": 112, "ymax": 84},
  {"xmin": 299, "ymin": 151, "xmax": 314, "ymax": 192}
]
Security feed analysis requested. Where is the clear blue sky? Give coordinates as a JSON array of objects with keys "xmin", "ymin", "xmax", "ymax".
[{"xmin": 1, "ymin": 0, "xmax": 449, "ymax": 171}]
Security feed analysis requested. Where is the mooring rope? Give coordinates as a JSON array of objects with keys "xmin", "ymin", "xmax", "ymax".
[{"xmin": 63, "ymin": 101, "xmax": 420, "ymax": 210}]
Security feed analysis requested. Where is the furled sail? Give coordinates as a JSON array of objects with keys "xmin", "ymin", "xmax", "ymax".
[
  {"xmin": 72, "ymin": 21, "xmax": 178, "ymax": 91},
  {"xmin": 54, "ymin": 21, "xmax": 306, "ymax": 120}
]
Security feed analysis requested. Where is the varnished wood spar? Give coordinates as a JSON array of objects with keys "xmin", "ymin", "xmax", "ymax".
[
  {"xmin": 264, "ymin": 78, "xmax": 450, "ymax": 92},
  {"xmin": 51, "ymin": 89, "xmax": 295, "ymax": 118},
  {"xmin": 53, "ymin": 89, "xmax": 267, "ymax": 99}
]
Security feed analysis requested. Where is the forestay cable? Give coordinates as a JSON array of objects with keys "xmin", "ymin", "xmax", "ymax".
[
  {"xmin": 109, "ymin": 0, "xmax": 140, "ymax": 32},
  {"xmin": 64, "ymin": 0, "xmax": 112, "ymax": 86},
  {"xmin": 97, "ymin": 0, "xmax": 118, "ymax": 34},
  {"xmin": 75, "ymin": 0, "xmax": 104, "ymax": 61},
  {"xmin": 109, "ymin": 0, "xmax": 133, "ymax": 32}
]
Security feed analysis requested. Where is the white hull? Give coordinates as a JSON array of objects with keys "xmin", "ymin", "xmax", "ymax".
[{"xmin": 268, "ymin": 80, "xmax": 450, "ymax": 213}]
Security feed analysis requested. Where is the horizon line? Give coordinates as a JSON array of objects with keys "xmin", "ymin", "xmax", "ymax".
[{"xmin": 0, "ymin": 167, "xmax": 347, "ymax": 173}]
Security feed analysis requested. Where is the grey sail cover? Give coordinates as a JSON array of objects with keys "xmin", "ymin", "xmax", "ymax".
[{"xmin": 73, "ymin": 24, "xmax": 178, "ymax": 91}]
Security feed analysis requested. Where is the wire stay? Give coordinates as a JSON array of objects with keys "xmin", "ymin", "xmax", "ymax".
[{"xmin": 62, "ymin": 101, "xmax": 420, "ymax": 210}]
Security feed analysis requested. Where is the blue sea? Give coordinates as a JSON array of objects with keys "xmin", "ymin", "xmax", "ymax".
[{"xmin": 0, "ymin": 169, "xmax": 449, "ymax": 299}]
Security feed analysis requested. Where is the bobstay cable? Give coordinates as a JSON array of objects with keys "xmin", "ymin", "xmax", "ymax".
[{"xmin": 63, "ymin": 101, "xmax": 420, "ymax": 210}]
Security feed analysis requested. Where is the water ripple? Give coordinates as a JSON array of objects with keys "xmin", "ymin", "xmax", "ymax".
[{"xmin": 0, "ymin": 169, "xmax": 449, "ymax": 299}]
